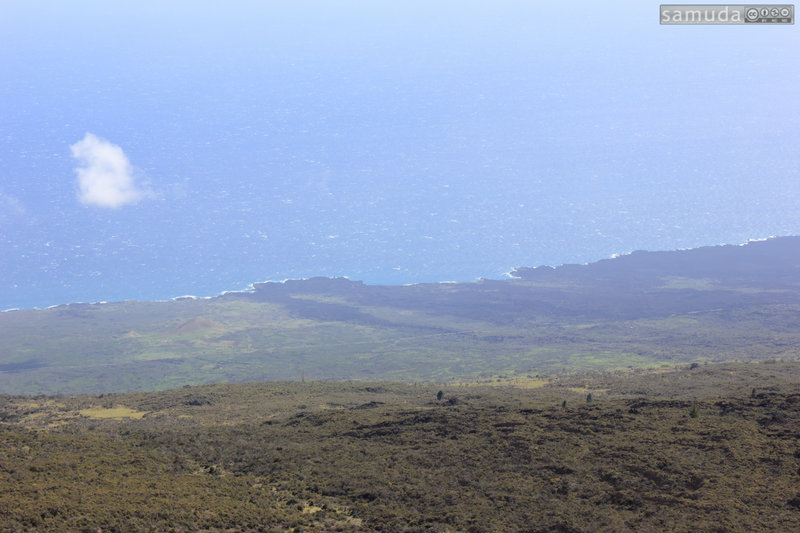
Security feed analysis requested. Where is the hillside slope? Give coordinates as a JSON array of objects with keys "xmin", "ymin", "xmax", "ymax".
[
  {"xmin": 1, "ymin": 362, "xmax": 799, "ymax": 532},
  {"xmin": 2, "ymin": 237, "xmax": 800, "ymax": 395}
]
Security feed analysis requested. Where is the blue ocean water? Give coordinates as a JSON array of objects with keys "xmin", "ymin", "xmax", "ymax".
[{"xmin": 1, "ymin": 2, "xmax": 799, "ymax": 310}]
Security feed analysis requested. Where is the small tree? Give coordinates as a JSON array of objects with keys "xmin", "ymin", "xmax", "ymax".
[
  {"xmin": 437, "ymin": 390, "xmax": 444, "ymax": 401},
  {"xmin": 586, "ymin": 393, "xmax": 593, "ymax": 403}
]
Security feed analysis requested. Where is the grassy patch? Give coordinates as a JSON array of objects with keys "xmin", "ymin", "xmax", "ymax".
[
  {"xmin": 658, "ymin": 276, "xmax": 718, "ymax": 290},
  {"xmin": 78, "ymin": 406, "xmax": 147, "ymax": 419}
]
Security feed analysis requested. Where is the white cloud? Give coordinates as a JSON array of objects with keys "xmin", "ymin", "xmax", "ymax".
[{"xmin": 71, "ymin": 133, "xmax": 148, "ymax": 208}]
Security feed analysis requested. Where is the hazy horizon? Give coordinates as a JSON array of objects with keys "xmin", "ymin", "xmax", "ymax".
[{"xmin": 2, "ymin": 1, "xmax": 799, "ymax": 310}]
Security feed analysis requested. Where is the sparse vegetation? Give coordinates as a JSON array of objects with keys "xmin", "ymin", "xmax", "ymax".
[
  {"xmin": 1, "ymin": 362, "xmax": 799, "ymax": 531},
  {"xmin": 3, "ymin": 238, "xmax": 800, "ymax": 396},
  {"xmin": 2, "ymin": 237, "xmax": 800, "ymax": 530}
]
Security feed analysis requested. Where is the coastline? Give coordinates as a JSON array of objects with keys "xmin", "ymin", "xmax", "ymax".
[{"xmin": 1, "ymin": 235, "xmax": 785, "ymax": 313}]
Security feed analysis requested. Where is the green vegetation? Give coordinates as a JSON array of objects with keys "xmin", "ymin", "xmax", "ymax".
[
  {"xmin": 1, "ymin": 362, "xmax": 799, "ymax": 531},
  {"xmin": 4, "ymin": 236, "xmax": 800, "ymax": 396},
  {"xmin": 2, "ymin": 239, "xmax": 800, "ymax": 528}
]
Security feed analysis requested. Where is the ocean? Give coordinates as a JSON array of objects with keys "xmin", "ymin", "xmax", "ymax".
[{"xmin": 2, "ymin": 1, "xmax": 799, "ymax": 310}]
